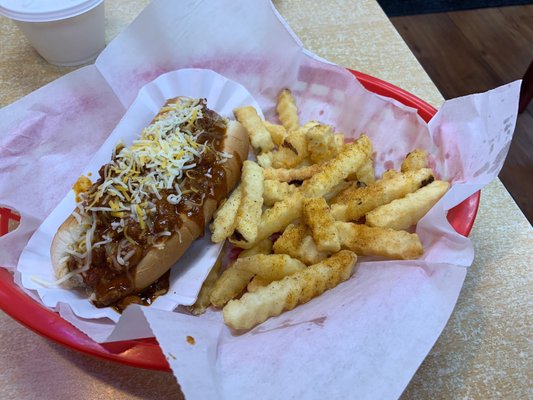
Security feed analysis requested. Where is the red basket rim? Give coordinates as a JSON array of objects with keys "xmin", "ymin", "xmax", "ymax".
[{"xmin": 0, "ymin": 69, "xmax": 480, "ymax": 371}]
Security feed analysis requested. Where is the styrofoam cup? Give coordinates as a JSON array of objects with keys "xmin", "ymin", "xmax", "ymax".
[{"xmin": 0, "ymin": 0, "xmax": 105, "ymax": 66}]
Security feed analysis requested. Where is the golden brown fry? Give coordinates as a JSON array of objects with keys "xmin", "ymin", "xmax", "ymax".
[
  {"xmin": 302, "ymin": 198, "xmax": 340, "ymax": 252},
  {"xmin": 267, "ymin": 144, "xmax": 304, "ymax": 169},
  {"xmin": 256, "ymin": 153, "xmax": 272, "ymax": 169},
  {"xmin": 263, "ymin": 180, "xmax": 296, "ymax": 206},
  {"xmin": 333, "ymin": 133, "xmax": 345, "ymax": 152},
  {"xmin": 306, "ymin": 124, "xmax": 339, "ymax": 164},
  {"xmin": 335, "ymin": 221, "xmax": 423, "ymax": 259},
  {"xmin": 209, "ymin": 268, "xmax": 253, "ymax": 309},
  {"xmin": 323, "ymin": 181, "xmax": 352, "ymax": 202},
  {"xmin": 353, "ymin": 157, "xmax": 375, "ymax": 185},
  {"xmin": 301, "ymin": 120, "xmax": 321, "ymax": 130},
  {"xmin": 381, "ymin": 169, "xmax": 400, "ymax": 180},
  {"xmin": 233, "ymin": 254, "xmax": 306, "ymax": 281},
  {"xmin": 223, "ymin": 250, "xmax": 357, "ymax": 330},
  {"xmin": 273, "ymin": 223, "xmax": 328, "ymax": 265},
  {"xmin": 257, "ymin": 128, "xmax": 309, "ymax": 169},
  {"xmin": 209, "ymin": 239, "xmax": 272, "ymax": 308},
  {"xmin": 188, "ymin": 251, "xmax": 224, "ymax": 315},
  {"xmin": 365, "ymin": 180, "xmax": 450, "ymax": 230},
  {"xmin": 239, "ymin": 238, "xmax": 273, "ymax": 257},
  {"xmin": 401, "ymin": 148, "xmax": 428, "ymax": 172},
  {"xmin": 247, "ymin": 275, "xmax": 270, "ymax": 293},
  {"xmin": 234, "ymin": 106, "xmax": 275, "ymax": 153},
  {"xmin": 329, "ymin": 182, "xmax": 358, "ymax": 205},
  {"xmin": 247, "ymin": 190, "xmax": 305, "ymax": 248},
  {"xmin": 210, "ymin": 185, "xmax": 242, "ymax": 243},
  {"xmin": 247, "ymin": 136, "xmax": 372, "ymax": 246},
  {"xmin": 232, "ymin": 161, "xmax": 264, "ymax": 244},
  {"xmin": 282, "ymin": 127, "xmax": 309, "ymax": 160},
  {"xmin": 263, "ymin": 121, "xmax": 287, "ymax": 147},
  {"xmin": 263, "ymin": 164, "xmax": 322, "ymax": 182},
  {"xmin": 301, "ymin": 134, "xmax": 372, "ymax": 198},
  {"xmin": 210, "ymin": 88, "xmax": 450, "ymax": 329},
  {"xmin": 276, "ymin": 89, "xmax": 299, "ymax": 131},
  {"xmin": 330, "ymin": 168, "xmax": 434, "ymax": 221}
]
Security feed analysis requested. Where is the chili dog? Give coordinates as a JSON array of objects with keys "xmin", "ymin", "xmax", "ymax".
[{"xmin": 50, "ymin": 97, "xmax": 249, "ymax": 310}]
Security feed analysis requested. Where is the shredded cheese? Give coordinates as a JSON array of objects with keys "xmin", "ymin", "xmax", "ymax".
[{"xmin": 63, "ymin": 97, "xmax": 230, "ymax": 280}]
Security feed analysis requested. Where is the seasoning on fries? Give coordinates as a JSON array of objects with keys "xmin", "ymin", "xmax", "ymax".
[
  {"xmin": 263, "ymin": 121, "xmax": 287, "ymax": 147},
  {"xmin": 273, "ymin": 223, "xmax": 327, "ymax": 265},
  {"xmin": 234, "ymin": 106, "xmax": 275, "ymax": 153},
  {"xmin": 276, "ymin": 88, "xmax": 300, "ymax": 131},
  {"xmin": 210, "ymin": 185, "xmax": 242, "ymax": 243},
  {"xmin": 365, "ymin": 180, "xmax": 450, "ymax": 230},
  {"xmin": 208, "ymin": 239, "xmax": 272, "ymax": 308},
  {"xmin": 223, "ymin": 250, "xmax": 357, "ymax": 330},
  {"xmin": 231, "ymin": 160, "xmax": 264, "ymax": 244},
  {"xmin": 330, "ymin": 168, "xmax": 435, "ymax": 221},
  {"xmin": 262, "ymin": 180, "xmax": 296, "ymax": 206},
  {"xmin": 303, "ymin": 198, "xmax": 341, "ymax": 253},
  {"xmin": 232, "ymin": 254, "xmax": 306, "ymax": 281},
  {"xmin": 202, "ymin": 88, "xmax": 450, "ymax": 329},
  {"xmin": 401, "ymin": 148, "xmax": 428, "ymax": 172}
]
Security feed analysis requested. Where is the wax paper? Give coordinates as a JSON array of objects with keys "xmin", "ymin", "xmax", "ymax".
[{"xmin": 0, "ymin": 0, "xmax": 520, "ymax": 399}]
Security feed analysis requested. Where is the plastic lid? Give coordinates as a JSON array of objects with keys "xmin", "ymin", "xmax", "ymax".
[{"xmin": 0, "ymin": 0, "xmax": 103, "ymax": 22}]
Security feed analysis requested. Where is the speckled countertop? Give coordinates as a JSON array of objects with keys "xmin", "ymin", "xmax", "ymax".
[{"xmin": 0, "ymin": 1, "xmax": 531, "ymax": 399}]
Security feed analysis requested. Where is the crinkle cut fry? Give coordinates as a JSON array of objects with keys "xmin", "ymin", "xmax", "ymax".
[
  {"xmin": 234, "ymin": 106, "xmax": 275, "ymax": 153},
  {"xmin": 335, "ymin": 221, "xmax": 423, "ymax": 260},
  {"xmin": 274, "ymin": 221, "xmax": 423, "ymax": 261},
  {"xmin": 209, "ymin": 239, "xmax": 272, "ymax": 308},
  {"xmin": 263, "ymin": 180, "xmax": 296, "ymax": 206},
  {"xmin": 401, "ymin": 148, "xmax": 428, "ymax": 172},
  {"xmin": 209, "ymin": 268, "xmax": 253, "ymax": 309},
  {"xmin": 233, "ymin": 161, "xmax": 264, "ymax": 244},
  {"xmin": 223, "ymin": 250, "xmax": 357, "ymax": 330},
  {"xmin": 233, "ymin": 254, "xmax": 306, "ymax": 281},
  {"xmin": 276, "ymin": 89, "xmax": 299, "ymax": 131},
  {"xmin": 365, "ymin": 180, "xmax": 450, "ymax": 230},
  {"xmin": 210, "ymin": 184, "xmax": 242, "ymax": 243},
  {"xmin": 257, "ymin": 127, "xmax": 308, "ymax": 169},
  {"xmin": 272, "ymin": 223, "xmax": 328, "ymax": 265},
  {"xmin": 263, "ymin": 121, "xmax": 287, "ymax": 147},
  {"xmin": 247, "ymin": 136, "xmax": 372, "ymax": 248},
  {"xmin": 247, "ymin": 275, "xmax": 270, "ymax": 292},
  {"xmin": 306, "ymin": 123, "xmax": 341, "ymax": 164},
  {"xmin": 352, "ymin": 156, "xmax": 375, "ymax": 185},
  {"xmin": 188, "ymin": 251, "xmax": 224, "ymax": 315},
  {"xmin": 303, "ymin": 198, "xmax": 340, "ymax": 253},
  {"xmin": 330, "ymin": 167, "xmax": 434, "ymax": 221},
  {"xmin": 249, "ymin": 190, "xmax": 305, "ymax": 249},
  {"xmin": 263, "ymin": 164, "xmax": 322, "ymax": 182},
  {"xmin": 301, "ymin": 134, "xmax": 372, "ymax": 198}
]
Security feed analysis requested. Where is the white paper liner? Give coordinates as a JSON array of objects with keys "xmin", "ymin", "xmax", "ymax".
[
  {"xmin": 16, "ymin": 68, "xmax": 262, "ymax": 330},
  {"xmin": 0, "ymin": 0, "xmax": 521, "ymax": 398}
]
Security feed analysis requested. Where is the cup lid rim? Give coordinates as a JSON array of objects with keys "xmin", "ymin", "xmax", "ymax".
[{"xmin": 0, "ymin": 0, "xmax": 103, "ymax": 22}]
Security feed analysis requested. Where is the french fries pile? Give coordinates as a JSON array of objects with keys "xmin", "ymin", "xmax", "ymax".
[{"xmin": 191, "ymin": 89, "xmax": 450, "ymax": 330}]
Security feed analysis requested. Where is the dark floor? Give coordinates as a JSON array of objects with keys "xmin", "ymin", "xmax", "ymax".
[{"xmin": 389, "ymin": 5, "xmax": 533, "ymax": 224}]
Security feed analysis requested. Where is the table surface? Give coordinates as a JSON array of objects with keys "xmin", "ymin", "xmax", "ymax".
[{"xmin": 1, "ymin": 1, "xmax": 531, "ymax": 399}]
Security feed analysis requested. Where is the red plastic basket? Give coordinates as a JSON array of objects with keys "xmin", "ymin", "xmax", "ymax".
[
  {"xmin": 0, "ymin": 69, "xmax": 480, "ymax": 371},
  {"xmin": 0, "ymin": 207, "xmax": 20, "ymax": 236}
]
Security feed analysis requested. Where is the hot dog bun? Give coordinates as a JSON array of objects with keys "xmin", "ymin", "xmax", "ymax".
[
  {"xmin": 132, "ymin": 120, "xmax": 248, "ymax": 294},
  {"xmin": 50, "ymin": 98, "xmax": 249, "ymax": 308}
]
